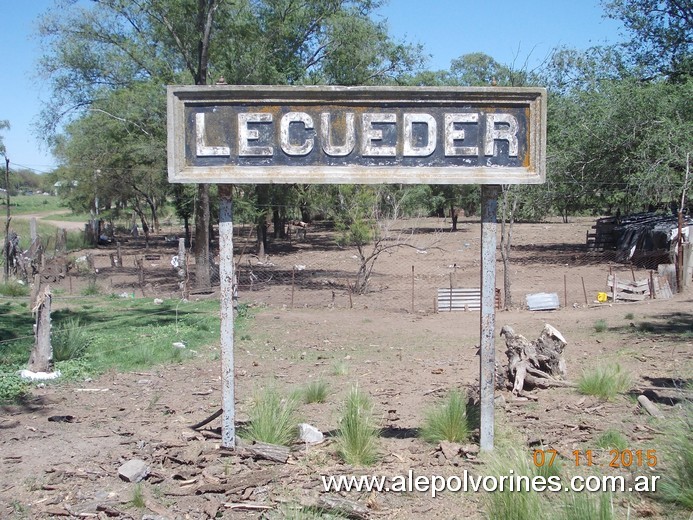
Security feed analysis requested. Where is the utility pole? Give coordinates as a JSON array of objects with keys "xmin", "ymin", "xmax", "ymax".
[{"xmin": 3, "ymin": 154, "xmax": 10, "ymax": 283}]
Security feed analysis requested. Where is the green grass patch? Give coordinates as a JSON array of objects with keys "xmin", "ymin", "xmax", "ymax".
[
  {"xmin": 241, "ymin": 386, "xmax": 299, "ymax": 446},
  {"xmin": 595, "ymin": 429, "xmax": 628, "ymax": 451},
  {"xmin": 482, "ymin": 447, "xmax": 544, "ymax": 520},
  {"xmin": 0, "ymin": 281, "xmax": 30, "ymax": 297},
  {"xmin": 656, "ymin": 404, "xmax": 693, "ymax": 510},
  {"xmin": 5, "ymin": 194, "xmax": 65, "ymax": 215},
  {"xmin": 559, "ymin": 492, "xmax": 614, "ymax": 520},
  {"xmin": 332, "ymin": 360, "xmax": 348, "ymax": 376},
  {"xmin": 336, "ymin": 386, "xmax": 379, "ymax": 466},
  {"xmin": 0, "ymin": 296, "xmax": 223, "ymax": 403},
  {"xmin": 420, "ymin": 390, "xmax": 475, "ymax": 444},
  {"xmin": 577, "ymin": 364, "xmax": 631, "ymax": 400}
]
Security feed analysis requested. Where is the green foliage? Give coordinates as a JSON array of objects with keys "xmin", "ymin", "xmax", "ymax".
[
  {"xmin": 483, "ymin": 448, "xmax": 543, "ymax": 520},
  {"xmin": 303, "ymin": 380, "xmax": 329, "ymax": 404},
  {"xmin": 337, "ymin": 386, "xmax": 379, "ymax": 466},
  {"xmin": 81, "ymin": 280, "xmax": 101, "ymax": 296},
  {"xmin": 242, "ymin": 386, "xmax": 299, "ymax": 446},
  {"xmin": 129, "ymin": 484, "xmax": 146, "ymax": 509},
  {"xmin": 656, "ymin": 404, "xmax": 693, "ymax": 509},
  {"xmin": 560, "ymin": 492, "xmax": 614, "ymax": 520},
  {"xmin": 0, "ymin": 281, "xmax": 29, "ymax": 297},
  {"xmin": 420, "ymin": 391, "xmax": 473, "ymax": 444},
  {"xmin": 0, "ymin": 372, "xmax": 30, "ymax": 403},
  {"xmin": 593, "ymin": 319, "xmax": 608, "ymax": 333},
  {"xmin": 577, "ymin": 364, "xmax": 631, "ymax": 400},
  {"xmin": 595, "ymin": 429, "xmax": 628, "ymax": 451},
  {"xmin": 52, "ymin": 318, "xmax": 93, "ymax": 362},
  {"xmin": 332, "ymin": 360, "xmax": 348, "ymax": 376}
]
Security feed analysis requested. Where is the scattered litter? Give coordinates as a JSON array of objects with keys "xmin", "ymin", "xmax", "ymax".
[
  {"xmin": 173, "ymin": 342, "xmax": 186, "ymax": 349},
  {"xmin": 153, "ymin": 298, "xmax": 164, "ymax": 305}
]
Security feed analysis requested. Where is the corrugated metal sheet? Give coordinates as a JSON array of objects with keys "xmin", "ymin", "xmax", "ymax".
[{"xmin": 526, "ymin": 292, "xmax": 560, "ymax": 311}]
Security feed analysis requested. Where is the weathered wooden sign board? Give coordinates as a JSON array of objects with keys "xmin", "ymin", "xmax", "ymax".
[
  {"xmin": 168, "ymin": 85, "xmax": 545, "ymax": 185},
  {"xmin": 167, "ymin": 85, "xmax": 547, "ymax": 452}
]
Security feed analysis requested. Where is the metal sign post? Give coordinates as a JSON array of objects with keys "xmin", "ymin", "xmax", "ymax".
[
  {"xmin": 480, "ymin": 185, "xmax": 500, "ymax": 451},
  {"xmin": 167, "ymin": 85, "xmax": 546, "ymax": 450},
  {"xmin": 218, "ymin": 184, "xmax": 235, "ymax": 447}
]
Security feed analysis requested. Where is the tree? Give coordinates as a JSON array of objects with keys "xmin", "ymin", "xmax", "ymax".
[
  {"xmin": 0, "ymin": 120, "xmax": 9, "ymax": 156},
  {"xmin": 603, "ymin": 0, "xmax": 693, "ymax": 80}
]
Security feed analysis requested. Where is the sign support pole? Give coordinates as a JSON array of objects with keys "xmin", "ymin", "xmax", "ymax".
[
  {"xmin": 219, "ymin": 184, "xmax": 236, "ymax": 448},
  {"xmin": 480, "ymin": 185, "xmax": 500, "ymax": 451}
]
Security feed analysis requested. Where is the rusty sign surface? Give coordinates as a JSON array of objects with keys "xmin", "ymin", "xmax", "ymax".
[{"xmin": 168, "ymin": 85, "xmax": 546, "ymax": 185}]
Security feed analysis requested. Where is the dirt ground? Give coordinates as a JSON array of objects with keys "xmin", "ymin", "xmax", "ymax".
[{"xmin": 1, "ymin": 214, "xmax": 691, "ymax": 519}]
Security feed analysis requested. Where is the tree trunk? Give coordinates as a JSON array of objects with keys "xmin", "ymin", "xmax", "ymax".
[
  {"xmin": 194, "ymin": 184, "xmax": 211, "ymax": 289},
  {"xmin": 500, "ymin": 186, "xmax": 518, "ymax": 309}
]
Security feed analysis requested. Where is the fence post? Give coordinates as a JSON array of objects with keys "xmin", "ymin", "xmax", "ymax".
[{"xmin": 28, "ymin": 286, "xmax": 53, "ymax": 373}]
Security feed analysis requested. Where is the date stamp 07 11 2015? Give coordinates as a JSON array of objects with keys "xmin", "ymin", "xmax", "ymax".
[{"xmin": 533, "ymin": 448, "xmax": 658, "ymax": 469}]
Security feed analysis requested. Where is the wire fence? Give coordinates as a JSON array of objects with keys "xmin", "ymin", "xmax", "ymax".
[{"xmin": 10, "ymin": 215, "xmax": 686, "ymax": 315}]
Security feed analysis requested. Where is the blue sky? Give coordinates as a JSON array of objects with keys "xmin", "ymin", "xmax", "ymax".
[{"xmin": 0, "ymin": 0, "xmax": 624, "ymax": 173}]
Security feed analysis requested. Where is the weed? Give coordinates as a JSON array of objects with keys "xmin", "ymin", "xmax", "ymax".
[
  {"xmin": 593, "ymin": 319, "xmax": 608, "ymax": 333},
  {"xmin": 52, "ymin": 318, "xmax": 92, "ymax": 361},
  {"xmin": 267, "ymin": 504, "xmax": 345, "ymax": 519},
  {"xmin": 303, "ymin": 380, "xmax": 329, "ymax": 404},
  {"xmin": 242, "ymin": 386, "xmax": 299, "ymax": 446},
  {"xmin": 656, "ymin": 404, "xmax": 693, "ymax": 509},
  {"xmin": 560, "ymin": 492, "xmax": 614, "ymax": 520},
  {"xmin": 0, "ymin": 372, "xmax": 30, "ymax": 403},
  {"xmin": 577, "ymin": 364, "xmax": 631, "ymax": 400},
  {"xmin": 624, "ymin": 312, "xmax": 634, "ymax": 320},
  {"xmin": 336, "ymin": 386, "xmax": 379, "ymax": 466},
  {"xmin": 595, "ymin": 429, "xmax": 628, "ymax": 451},
  {"xmin": 420, "ymin": 390, "xmax": 472, "ymax": 444},
  {"xmin": 129, "ymin": 484, "xmax": 146, "ymax": 509},
  {"xmin": 332, "ymin": 360, "xmax": 348, "ymax": 376},
  {"xmin": 483, "ymin": 448, "xmax": 543, "ymax": 520},
  {"xmin": 0, "ymin": 281, "xmax": 29, "ymax": 297},
  {"xmin": 81, "ymin": 280, "xmax": 101, "ymax": 296}
]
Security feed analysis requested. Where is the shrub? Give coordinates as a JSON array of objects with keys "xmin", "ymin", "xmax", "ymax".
[
  {"xmin": 337, "ymin": 386, "xmax": 379, "ymax": 466},
  {"xmin": 420, "ymin": 390, "xmax": 473, "ymax": 444},
  {"xmin": 0, "ymin": 281, "xmax": 29, "ymax": 297},
  {"xmin": 577, "ymin": 364, "xmax": 630, "ymax": 400}
]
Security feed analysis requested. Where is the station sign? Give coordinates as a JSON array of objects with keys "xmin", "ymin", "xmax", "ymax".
[{"xmin": 168, "ymin": 85, "xmax": 546, "ymax": 185}]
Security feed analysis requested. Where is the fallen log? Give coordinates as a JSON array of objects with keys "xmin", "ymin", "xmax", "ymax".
[{"xmin": 637, "ymin": 395, "xmax": 665, "ymax": 419}]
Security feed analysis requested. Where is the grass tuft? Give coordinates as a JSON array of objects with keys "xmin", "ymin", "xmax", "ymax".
[
  {"xmin": 303, "ymin": 379, "xmax": 329, "ymax": 404},
  {"xmin": 577, "ymin": 364, "xmax": 630, "ymax": 400},
  {"xmin": 483, "ymin": 448, "xmax": 543, "ymax": 520},
  {"xmin": 595, "ymin": 429, "xmax": 628, "ymax": 451},
  {"xmin": 337, "ymin": 386, "xmax": 379, "ymax": 466},
  {"xmin": 242, "ymin": 386, "xmax": 299, "ymax": 446},
  {"xmin": 420, "ymin": 390, "xmax": 473, "ymax": 444},
  {"xmin": 52, "ymin": 318, "xmax": 92, "ymax": 362},
  {"xmin": 560, "ymin": 492, "xmax": 614, "ymax": 520},
  {"xmin": 332, "ymin": 360, "xmax": 348, "ymax": 376},
  {"xmin": 656, "ymin": 404, "xmax": 693, "ymax": 509},
  {"xmin": 593, "ymin": 319, "xmax": 608, "ymax": 333}
]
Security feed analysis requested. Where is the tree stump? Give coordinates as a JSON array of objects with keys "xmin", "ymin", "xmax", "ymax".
[
  {"xmin": 28, "ymin": 286, "xmax": 54, "ymax": 373},
  {"xmin": 501, "ymin": 324, "xmax": 570, "ymax": 395}
]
